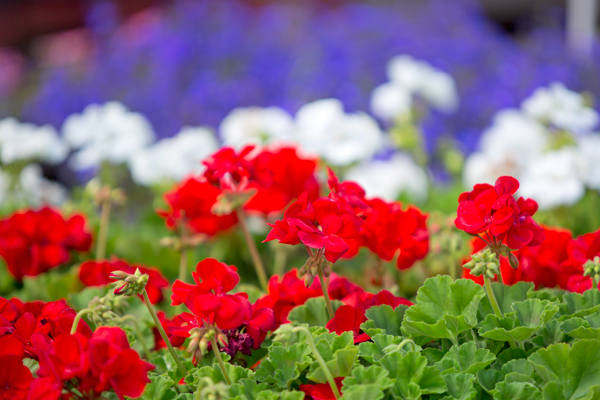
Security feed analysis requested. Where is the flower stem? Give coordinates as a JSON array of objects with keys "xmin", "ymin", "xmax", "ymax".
[
  {"xmin": 142, "ymin": 290, "xmax": 188, "ymax": 377},
  {"xmin": 292, "ymin": 326, "xmax": 341, "ymax": 399},
  {"xmin": 211, "ymin": 338, "xmax": 232, "ymax": 385},
  {"xmin": 236, "ymin": 208, "xmax": 268, "ymax": 291},
  {"xmin": 179, "ymin": 221, "xmax": 189, "ymax": 283},
  {"xmin": 483, "ymin": 277, "xmax": 517, "ymax": 348},
  {"xmin": 273, "ymin": 244, "xmax": 288, "ymax": 277},
  {"xmin": 95, "ymin": 200, "xmax": 111, "ymax": 261},
  {"xmin": 317, "ymin": 261, "xmax": 335, "ymax": 321},
  {"xmin": 397, "ymin": 339, "xmax": 417, "ymax": 352},
  {"xmin": 70, "ymin": 309, "xmax": 92, "ymax": 334},
  {"xmin": 118, "ymin": 315, "xmax": 151, "ymax": 360}
]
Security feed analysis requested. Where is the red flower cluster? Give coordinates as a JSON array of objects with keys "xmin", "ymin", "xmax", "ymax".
[
  {"xmin": 0, "ymin": 297, "xmax": 91, "ymax": 361},
  {"xmin": 203, "ymin": 145, "xmax": 320, "ymax": 216},
  {"xmin": 463, "ymin": 226, "xmax": 599, "ymax": 292},
  {"xmin": 170, "ymin": 258, "xmax": 275, "ymax": 354},
  {"xmin": 0, "ymin": 207, "xmax": 92, "ymax": 281},
  {"xmin": 455, "ymin": 176, "xmax": 544, "ymax": 250},
  {"xmin": 159, "ymin": 177, "xmax": 238, "ymax": 236},
  {"xmin": 30, "ymin": 327, "xmax": 154, "ymax": 400},
  {"xmin": 79, "ymin": 258, "xmax": 169, "ymax": 304}
]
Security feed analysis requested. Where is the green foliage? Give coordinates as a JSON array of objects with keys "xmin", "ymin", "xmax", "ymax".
[
  {"xmin": 306, "ymin": 331, "xmax": 358, "ymax": 383},
  {"xmin": 436, "ymin": 342, "xmax": 495, "ymax": 375},
  {"xmin": 254, "ymin": 343, "xmax": 312, "ymax": 389},
  {"xmin": 287, "ymin": 297, "xmax": 343, "ymax": 327},
  {"xmin": 359, "ymin": 305, "xmax": 408, "ymax": 337},
  {"xmin": 139, "ymin": 373, "xmax": 178, "ymax": 400}
]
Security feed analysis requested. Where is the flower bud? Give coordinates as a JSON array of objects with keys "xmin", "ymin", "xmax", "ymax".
[
  {"xmin": 272, "ymin": 324, "xmax": 297, "ymax": 344},
  {"xmin": 508, "ymin": 252, "xmax": 519, "ymax": 270},
  {"xmin": 110, "ymin": 269, "xmax": 149, "ymax": 297},
  {"xmin": 583, "ymin": 256, "xmax": 600, "ymax": 284},
  {"xmin": 463, "ymin": 248, "xmax": 500, "ymax": 279},
  {"xmin": 304, "ymin": 271, "xmax": 314, "ymax": 287}
]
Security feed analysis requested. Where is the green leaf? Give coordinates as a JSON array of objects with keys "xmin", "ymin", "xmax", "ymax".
[
  {"xmin": 423, "ymin": 348, "xmax": 445, "ymax": 366},
  {"xmin": 436, "ymin": 342, "xmax": 495, "ymax": 375},
  {"xmin": 287, "ymin": 297, "xmax": 342, "ymax": 327},
  {"xmin": 492, "ymin": 382, "xmax": 541, "ymax": 400},
  {"xmin": 478, "ymin": 369, "xmax": 504, "ymax": 394},
  {"xmin": 307, "ymin": 348, "xmax": 358, "ymax": 383},
  {"xmin": 360, "ymin": 305, "xmax": 408, "ymax": 337},
  {"xmin": 479, "ymin": 299, "xmax": 558, "ymax": 343},
  {"xmin": 139, "ymin": 373, "xmax": 178, "ymax": 400},
  {"xmin": 358, "ymin": 334, "xmax": 411, "ymax": 365},
  {"xmin": 434, "ymin": 372, "xmax": 477, "ymax": 400},
  {"xmin": 557, "ymin": 290, "xmax": 600, "ymax": 320},
  {"xmin": 561, "ymin": 314, "xmax": 600, "ymax": 340},
  {"xmin": 542, "ymin": 382, "xmax": 566, "ymax": 400},
  {"xmin": 478, "ymin": 282, "xmax": 534, "ymax": 319},
  {"xmin": 340, "ymin": 385, "xmax": 385, "ymax": 400},
  {"xmin": 528, "ymin": 340, "xmax": 600, "ymax": 399},
  {"xmin": 403, "ymin": 276, "xmax": 485, "ymax": 341},
  {"xmin": 533, "ymin": 320, "xmax": 565, "ymax": 347},
  {"xmin": 380, "ymin": 351, "xmax": 446, "ymax": 399},
  {"xmin": 492, "ymin": 348, "xmax": 527, "ymax": 371},
  {"xmin": 229, "ymin": 379, "xmax": 271, "ymax": 400},
  {"xmin": 255, "ymin": 342, "xmax": 312, "ymax": 389},
  {"xmin": 190, "ymin": 362, "xmax": 253, "ymax": 387},
  {"xmin": 341, "ymin": 365, "xmax": 393, "ymax": 400},
  {"xmin": 500, "ymin": 359, "xmax": 534, "ymax": 376}
]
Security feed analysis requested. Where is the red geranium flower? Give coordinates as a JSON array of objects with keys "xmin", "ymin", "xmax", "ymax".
[
  {"xmin": 455, "ymin": 176, "xmax": 544, "ymax": 250},
  {"xmin": 79, "ymin": 258, "xmax": 169, "ymax": 304},
  {"xmin": 158, "ymin": 177, "xmax": 238, "ymax": 236},
  {"xmin": 0, "ymin": 355, "xmax": 32, "ymax": 400},
  {"xmin": 203, "ymin": 146, "xmax": 255, "ymax": 186},
  {"xmin": 565, "ymin": 228, "xmax": 600, "ymax": 292},
  {"xmin": 153, "ymin": 311, "xmax": 187, "ymax": 350},
  {"xmin": 0, "ymin": 207, "xmax": 92, "ymax": 281}
]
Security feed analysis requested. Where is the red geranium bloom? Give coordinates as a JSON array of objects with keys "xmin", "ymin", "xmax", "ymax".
[
  {"xmin": 153, "ymin": 311, "xmax": 187, "ymax": 350},
  {"xmin": 0, "ymin": 207, "xmax": 92, "ymax": 281},
  {"xmin": 455, "ymin": 176, "xmax": 544, "ymax": 250},
  {"xmin": 158, "ymin": 177, "xmax": 238, "ymax": 236},
  {"xmin": 564, "ymin": 228, "xmax": 600, "ymax": 292},
  {"xmin": 300, "ymin": 377, "xmax": 344, "ymax": 400},
  {"xmin": 0, "ymin": 355, "xmax": 32, "ymax": 400},
  {"xmin": 326, "ymin": 305, "xmax": 369, "ymax": 343},
  {"xmin": 79, "ymin": 258, "xmax": 169, "ymax": 304},
  {"xmin": 203, "ymin": 146, "xmax": 255, "ymax": 186}
]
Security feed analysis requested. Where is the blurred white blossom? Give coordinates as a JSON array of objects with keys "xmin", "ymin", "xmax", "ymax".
[
  {"xmin": 345, "ymin": 153, "xmax": 428, "ymax": 201},
  {"xmin": 129, "ymin": 126, "xmax": 219, "ymax": 186},
  {"xmin": 0, "ymin": 117, "xmax": 68, "ymax": 165},
  {"xmin": 519, "ymin": 148, "xmax": 585, "ymax": 210},
  {"xmin": 521, "ymin": 82, "xmax": 598, "ymax": 133},
  {"xmin": 371, "ymin": 55, "xmax": 458, "ymax": 121},
  {"xmin": 19, "ymin": 164, "xmax": 68, "ymax": 205},
  {"xmin": 578, "ymin": 134, "xmax": 600, "ymax": 190},
  {"xmin": 62, "ymin": 101, "xmax": 155, "ymax": 170},
  {"xmin": 220, "ymin": 107, "xmax": 293, "ymax": 147},
  {"xmin": 295, "ymin": 99, "xmax": 384, "ymax": 166}
]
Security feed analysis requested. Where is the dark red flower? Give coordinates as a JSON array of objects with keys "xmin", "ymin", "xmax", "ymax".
[
  {"xmin": 0, "ymin": 207, "xmax": 92, "ymax": 281},
  {"xmin": 455, "ymin": 176, "xmax": 544, "ymax": 250},
  {"xmin": 0, "ymin": 355, "xmax": 32, "ymax": 399},
  {"xmin": 326, "ymin": 305, "xmax": 369, "ymax": 343},
  {"xmin": 79, "ymin": 258, "xmax": 169, "ymax": 304},
  {"xmin": 158, "ymin": 177, "xmax": 238, "ymax": 236},
  {"xmin": 171, "ymin": 258, "xmax": 252, "ymax": 330},
  {"xmin": 300, "ymin": 377, "xmax": 344, "ymax": 400}
]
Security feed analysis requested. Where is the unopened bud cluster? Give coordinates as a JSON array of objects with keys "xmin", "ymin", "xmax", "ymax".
[
  {"xmin": 299, "ymin": 254, "xmax": 331, "ymax": 287},
  {"xmin": 86, "ymin": 179, "xmax": 127, "ymax": 206},
  {"xmin": 197, "ymin": 377, "xmax": 229, "ymax": 400},
  {"xmin": 87, "ymin": 292, "xmax": 129, "ymax": 325},
  {"xmin": 583, "ymin": 256, "xmax": 600, "ymax": 284},
  {"xmin": 187, "ymin": 323, "xmax": 228, "ymax": 364},
  {"xmin": 463, "ymin": 248, "xmax": 500, "ymax": 279},
  {"xmin": 272, "ymin": 323, "xmax": 297, "ymax": 344},
  {"xmin": 159, "ymin": 234, "xmax": 206, "ymax": 252},
  {"xmin": 109, "ymin": 269, "xmax": 149, "ymax": 297}
]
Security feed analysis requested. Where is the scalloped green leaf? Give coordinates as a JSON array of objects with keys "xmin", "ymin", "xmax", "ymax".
[
  {"xmin": 491, "ymin": 382, "xmax": 541, "ymax": 400},
  {"xmin": 492, "ymin": 348, "xmax": 527, "ymax": 371},
  {"xmin": 479, "ymin": 299, "xmax": 558, "ymax": 343},
  {"xmin": 229, "ymin": 379, "xmax": 272, "ymax": 400},
  {"xmin": 288, "ymin": 297, "xmax": 343, "ymax": 327},
  {"xmin": 423, "ymin": 348, "xmax": 444, "ymax": 366},
  {"xmin": 478, "ymin": 282, "xmax": 534, "ymax": 319},
  {"xmin": 561, "ymin": 314, "xmax": 600, "ymax": 340},
  {"xmin": 341, "ymin": 365, "xmax": 393, "ymax": 400},
  {"xmin": 340, "ymin": 385, "xmax": 385, "ymax": 400},
  {"xmin": 255, "ymin": 343, "xmax": 312, "ymax": 389},
  {"xmin": 190, "ymin": 362, "xmax": 253, "ymax": 386},
  {"xmin": 403, "ymin": 276, "xmax": 485, "ymax": 341},
  {"xmin": 307, "ymin": 347, "xmax": 358, "ymax": 383},
  {"xmin": 139, "ymin": 373, "xmax": 178, "ymax": 400},
  {"xmin": 380, "ymin": 351, "xmax": 447, "ymax": 399},
  {"xmin": 432, "ymin": 372, "xmax": 477, "ymax": 400},
  {"xmin": 533, "ymin": 320, "xmax": 565, "ymax": 347},
  {"xmin": 360, "ymin": 304, "xmax": 408, "ymax": 337},
  {"xmin": 557, "ymin": 290, "xmax": 600, "ymax": 321},
  {"xmin": 478, "ymin": 369, "xmax": 504, "ymax": 394},
  {"xmin": 436, "ymin": 342, "xmax": 495, "ymax": 375},
  {"xmin": 358, "ymin": 334, "xmax": 408, "ymax": 365},
  {"xmin": 528, "ymin": 340, "xmax": 600, "ymax": 399}
]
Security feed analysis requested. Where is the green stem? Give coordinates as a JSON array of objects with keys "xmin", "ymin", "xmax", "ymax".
[
  {"xmin": 212, "ymin": 338, "xmax": 231, "ymax": 385},
  {"xmin": 95, "ymin": 200, "xmax": 111, "ymax": 261},
  {"xmin": 449, "ymin": 248, "xmax": 457, "ymax": 280},
  {"xmin": 292, "ymin": 326, "xmax": 341, "ymax": 399},
  {"xmin": 273, "ymin": 244, "xmax": 288, "ymax": 277},
  {"xmin": 236, "ymin": 208, "xmax": 268, "ymax": 291},
  {"xmin": 142, "ymin": 290, "xmax": 188, "ymax": 377},
  {"xmin": 179, "ymin": 222, "xmax": 189, "ymax": 283},
  {"xmin": 118, "ymin": 315, "xmax": 151, "ymax": 360},
  {"xmin": 70, "ymin": 309, "xmax": 92, "ymax": 334},
  {"xmin": 317, "ymin": 261, "xmax": 335, "ymax": 321},
  {"xmin": 483, "ymin": 277, "xmax": 517, "ymax": 349},
  {"xmin": 397, "ymin": 339, "xmax": 417, "ymax": 352}
]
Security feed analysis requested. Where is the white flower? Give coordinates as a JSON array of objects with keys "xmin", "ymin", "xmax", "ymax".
[
  {"xmin": 519, "ymin": 148, "xmax": 585, "ymax": 209},
  {"xmin": 220, "ymin": 107, "xmax": 293, "ymax": 147},
  {"xmin": 370, "ymin": 82, "xmax": 412, "ymax": 121},
  {"xmin": 521, "ymin": 82, "xmax": 599, "ymax": 133},
  {"xmin": 463, "ymin": 110, "xmax": 547, "ymax": 188},
  {"xmin": 345, "ymin": 153, "xmax": 428, "ymax": 201},
  {"xmin": 295, "ymin": 99, "xmax": 384, "ymax": 166},
  {"xmin": 129, "ymin": 126, "xmax": 219, "ymax": 186},
  {"xmin": 62, "ymin": 101, "xmax": 155, "ymax": 170},
  {"xmin": 0, "ymin": 117, "xmax": 68, "ymax": 165},
  {"xmin": 578, "ymin": 134, "xmax": 600, "ymax": 190},
  {"xmin": 371, "ymin": 55, "xmax": 458, "ymax": 120},
  {"xmin": 19, "ymin": 164, "xmax": 68, "ymax": 206}
]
